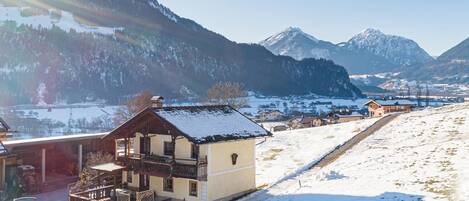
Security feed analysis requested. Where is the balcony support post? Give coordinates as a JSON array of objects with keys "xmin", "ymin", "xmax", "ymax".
[
  {"xmin": 41, "ymin": 148, "xmax": 46, "ymax": 183},
  {"xmin": 78, "ymin": 144, "xmax": 83, "ymax": 173},
  {"xmin": 171, "ymin": 135, "xmax": 176, "ymax": 162}
]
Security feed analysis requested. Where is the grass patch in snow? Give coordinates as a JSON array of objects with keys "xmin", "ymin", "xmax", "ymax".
[{"xmin": 263, "ymin": 148, "xmax": 284, "ymax": 161}]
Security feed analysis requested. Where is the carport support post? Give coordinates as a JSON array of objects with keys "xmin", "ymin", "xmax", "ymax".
[
  {"xmin": 78, "ymin": 144, "xmax": 83, "ymax": 173},
  {"xmin": 1, "ymin": 158, "xmax": 5, "ymax": 189},
  {"xmin": 42, "ymin": 148, "xmax": 46, "ymax": 183}
]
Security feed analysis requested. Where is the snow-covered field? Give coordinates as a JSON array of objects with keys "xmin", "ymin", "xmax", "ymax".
[
  {"xmin": 0, "ymin": 4, "xmax": 123, "ymax": 35},
  {"xmin": 255, "ymin": 103, "xmax": 469, "ymax": 201},
  {"xmin": 255, "ymin": 118, "xmax": 380, "ymax": 186},
  {"xmin": 16, "ymin": 105, "xmax": 119, "ymax": 122}
]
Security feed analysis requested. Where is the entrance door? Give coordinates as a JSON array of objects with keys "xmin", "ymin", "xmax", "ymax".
[
  {"xmin": 139, "ymin": 174, "xmax": 150, "ymax": 191},
  {"xmin": 140, "ymin": 137, "xmax": 150, "ymax": 155}
]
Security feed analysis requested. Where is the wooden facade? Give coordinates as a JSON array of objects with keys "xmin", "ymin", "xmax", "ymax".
[
  {"xmin": 103, "ymin": 108, "xmax": 208, "ymax": 182},
  {"xmin": 364, "ymin": 100, "xmax": 414, "ymax": 118}
]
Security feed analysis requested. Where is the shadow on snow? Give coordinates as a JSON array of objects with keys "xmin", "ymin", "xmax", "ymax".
[{"xmin": 266, "ymin": 192, "xmax": 424, "ymax": 201}]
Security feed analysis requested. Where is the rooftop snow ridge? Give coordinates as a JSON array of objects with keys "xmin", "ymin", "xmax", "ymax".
[{"xmin": 153, "ymin": 105, "xmax": 271, "ymax": 143}]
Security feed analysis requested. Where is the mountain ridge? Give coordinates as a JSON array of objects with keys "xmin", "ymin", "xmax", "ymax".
[
  {"xmin": 0, "ymin": 0, "xmax": 362, "ymax": 105},
  {"xmin": 344, "ymin": 28, "xmax": 434, "ymax": 67},
  {"xmin": 261, "ymin": 27, "xmax": 434, "ymax": 74}
]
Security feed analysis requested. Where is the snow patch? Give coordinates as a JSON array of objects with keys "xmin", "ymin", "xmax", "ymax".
[
  {"xmin": 0, "ymin": 6, "xmax": 123, "ymax": 35},
  {"xmin": 148, "ymin": 0, "xmax": 179, "ymax": 23}
]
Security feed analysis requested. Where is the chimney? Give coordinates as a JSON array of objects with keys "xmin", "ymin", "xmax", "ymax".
[{"xmin": 151, "ymin": 96, "xmax": 164, "ymax": 108}]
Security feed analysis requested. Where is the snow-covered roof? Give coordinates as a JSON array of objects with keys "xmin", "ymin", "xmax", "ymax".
[
  {"xmin": 91, "ymin": 163, "xmax": 125, "ymax": 173},
  {"xmin": 3, "ymin": 132, "xmax": 107, "ymax": 148},
  {"xmin": 0, "ymin": 118, "xmax": 9, "ymax": 132},
  {"xmin": 364, "ymin": 99, "xmax": 415, "ymax": 106},
  {"xmin": 335, "ymin": 112, "xmax": 364, "ymax": 118},
  {"xmin": 151, "ymin": 96, "xmax": 164, "ymax": 101},
  {"xmin": 154, "ymin": 105, "xmax": 271, "ymax": 144},
  {"xmin": 0, "ymin": 141, "xmax": 8, "ymax": 156}
]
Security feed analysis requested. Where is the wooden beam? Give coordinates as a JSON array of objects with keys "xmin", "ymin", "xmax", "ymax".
[
  {"xmin": 171, "ymin": 135, "xmax": 176, "ymax": 161},
  {"xmin": 41, "ymin": 148, "xmax": 46, "ymax": 183},
  {"xmin": 78, "ymin": 144, "xmax": 83, "ymax": 173}
]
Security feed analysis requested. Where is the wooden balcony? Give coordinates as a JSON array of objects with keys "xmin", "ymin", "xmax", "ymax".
[
  {"xmin": 69, "ymin": 185, "xmax": 114, "ymax": 201},
  {"xmin": 116, "ymin": 153, "xmax": 207, "ymax": 181},
  {"xmin": 69, "ymin": 185, "xmax": 154, "ymax": 201}
]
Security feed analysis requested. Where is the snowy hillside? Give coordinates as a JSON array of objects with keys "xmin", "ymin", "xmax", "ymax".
[
  {"xmin": 0, "ymin": 0, "xmax": 362, "ymax": 105},
  {"xmin": 252, "ymin": 103, "xmax": 469, "ymax": 201},
  {"xmin": 344, "ymin": 28, "xmax": 434, "ymax": 66},
  {"xmin": 402, "ymin": 37, "xmax": 469, "ymax": 86},
  {"xmin": 0, "ymin": 5, "xmax": 122, "ymax": 35},
  {"xmin": 255, "ymin": 118, "xmax": 380, "ymax": 186}
]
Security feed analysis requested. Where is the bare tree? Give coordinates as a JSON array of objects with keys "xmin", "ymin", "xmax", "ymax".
[
  {"xmin": 113, "ymin": 90, "xmax": 153, "ymax": 125},
  {"xmin": 406, "ymin": 84, "xmax": 411, "ymax": 99},
  {"xmin": 206, "ymin": 82, "xmax": 248, "ymax": 109},
  {"xmin": 416, "ymin": 84, "xmax": 422, "ymax": 107}
]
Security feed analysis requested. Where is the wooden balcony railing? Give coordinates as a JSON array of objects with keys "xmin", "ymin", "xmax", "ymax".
[
  {"xmin": 70, "ymin": 186, "xmax": 155, "ymax": 201},
  {"xmin": 69, "ymin": 185, "xmax": 114, "ymax": 201},
  {"xmin": 116, "ymin": 154, "xmax": 207, "ymax": 180}
]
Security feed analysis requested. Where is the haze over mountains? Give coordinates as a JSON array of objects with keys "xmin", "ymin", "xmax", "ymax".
[
  {"xmin": 262, "ymin": 27, "xmax": 469, "ymax": 93},
  {"xmin": 402, "ymin": 37, "xmax": 469, "ymax": 84},
  {"xmin": 0, "ymin": 0, "xmax": 361, "ymax": 105},
  {"xmin": 261, "ymin": 27, "xmax": 434, "ymax": 74}
]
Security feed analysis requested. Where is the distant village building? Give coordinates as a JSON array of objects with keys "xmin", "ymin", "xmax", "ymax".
[
  {"xmin": 272, "ymin": 125, "xmax": 288, "ymax": 132},
  {"xmin": 71, "ymin": 98, "xmax": 272, "ymax": 201},
  {"xmin": 258, "ymin": 110, "xmax": 284, "ymax": 121},
  {"xmin": 363, "ymin": 100, "xmax": 415, "ymax": 118},
  {"xmin": 288, "ymin": 116, "xmax": 326, "ymax": 129},
  {"xmin": 300, "ymin": 116, "xmax": 326, "ymax": 128},
  {"xmin": 331, "ymin": 105, "xmax": 351, "ymax": 113},
  {"xmin": 332, "ymin": 112, "xmax": 365, "ymax": 123}
]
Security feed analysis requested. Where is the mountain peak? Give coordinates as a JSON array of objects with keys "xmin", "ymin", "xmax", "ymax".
[
  {"xmin": 346, "ymin": 29, "xmax": 433, "ymax": 66},
  {"xmin": 260, "ymin": 27, "xmax": 319, "ymax": 46},
  {"xmin": 284, "ymin": 26, "xmax": 303, "ymax": 33},
  {"xmin": 359, "ymin": 28, "xmax": 385, "ymax": 36}
]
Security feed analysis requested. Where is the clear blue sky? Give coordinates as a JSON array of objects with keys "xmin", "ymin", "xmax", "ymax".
[{"xmin": 159, "ymin": 0, "xmax": 469, "ymax": 56}]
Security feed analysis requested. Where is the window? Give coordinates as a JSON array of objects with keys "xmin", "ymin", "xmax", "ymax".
[
  {"xmin": 140, "ymin": 137, "xmax": 150, "ymax": 155},
  {"xmin": 163, "ymin": 178, "xmax": 173, "ymax": 192},
  {"xmin": 191, "ymin": 144, "xmax": 198, "ymax": 159},
  {"xmin": 231, "ymin": 153, "xmax": 238, "ymax": 165},
  {"xmin": 164, "ymin": 141, "xmax": 174, "ymax": 156},
  {"xmin": 127, "ymin": 171, "xmax": 132, "ymax": 183},
  {"xmin": 189, "ymin": 181, "xmax": 198, "ymax": 197}
]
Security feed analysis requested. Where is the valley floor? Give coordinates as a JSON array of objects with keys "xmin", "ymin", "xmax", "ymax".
[{"xmin": 250, "ymin": 103, "xmax": 469, "ymax": 201}]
